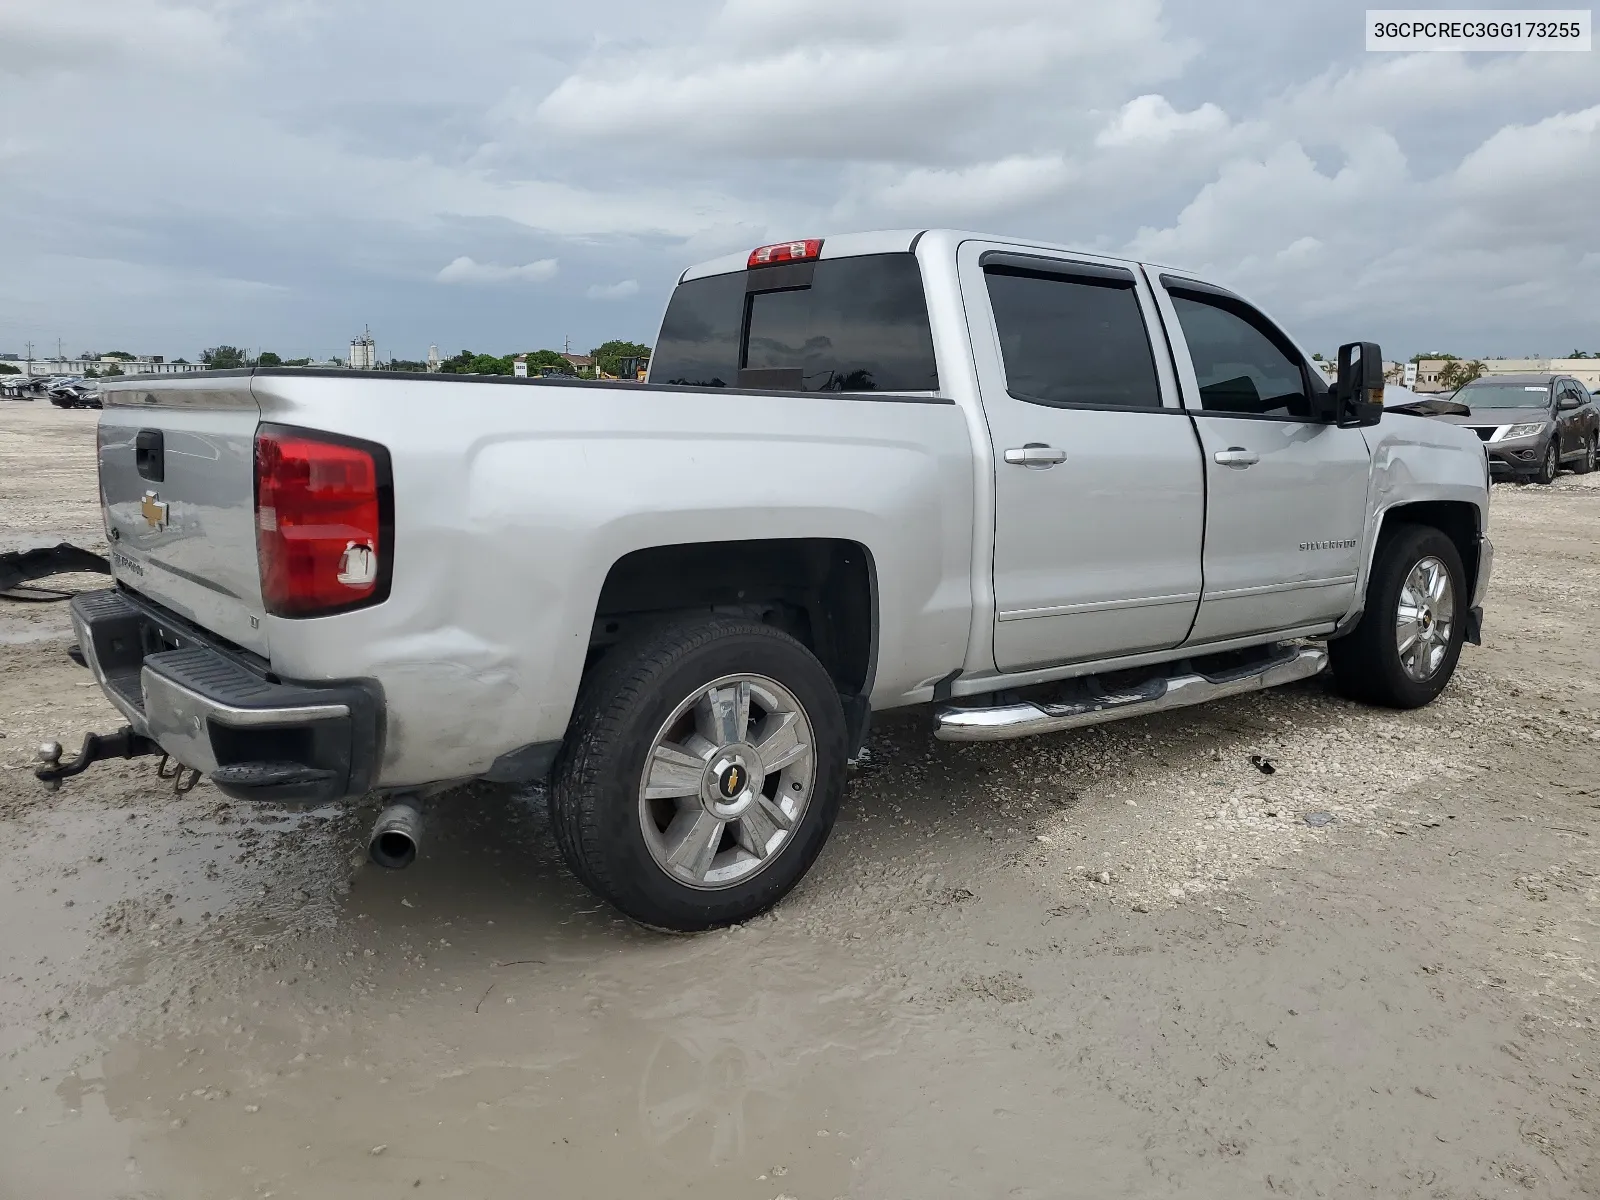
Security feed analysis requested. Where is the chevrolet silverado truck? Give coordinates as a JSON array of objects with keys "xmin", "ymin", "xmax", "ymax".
[{"xmin": 43, "ymin": 230, "xmax": 1493, "ymax": 930}]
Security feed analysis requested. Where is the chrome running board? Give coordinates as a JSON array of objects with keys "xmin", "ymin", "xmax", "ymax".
[{"xmin": 933, "ymin": 644, "xmax": 1328, "ymax": 743}]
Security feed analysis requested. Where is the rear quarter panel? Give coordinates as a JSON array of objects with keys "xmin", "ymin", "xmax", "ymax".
[{"xmin": 248, "ymin": 374, "xmax": 976, "ymax": 787}]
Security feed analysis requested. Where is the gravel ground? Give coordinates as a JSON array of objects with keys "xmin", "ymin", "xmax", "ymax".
[{"xmin": 1, "ymin": 400, "xmax": 1596, "ymax": 1199}]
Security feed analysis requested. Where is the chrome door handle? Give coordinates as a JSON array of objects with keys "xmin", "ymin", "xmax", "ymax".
[
  {"xmin": 1213, "ymin": 446, "xmax": 1259, "ymax": 468},
  {"xmin": 1003, "ymin": 445, "xmax": 1068, "ymax": 468}
]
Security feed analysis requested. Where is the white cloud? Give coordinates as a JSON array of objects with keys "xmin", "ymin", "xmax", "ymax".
[
  {"xmin": 851, "ymin": 155, "xmax": 1075, "ymax": 220},
  {"xmin": 1, "ymin": 0, "xmax": 1597, "ymax": 360},
  {"xmin": 436, "ymin": 256, "xmax": 559, "ymax": 284},
  {"xmin": 586, "ymin": 279, "xmax": 640, "ymax": 300},
  {"xmin": 528, "ymin": 0, "xmax": 1188, "ymax": 158},
  {"xmin": 1096, "ymin": 94, "xmax": 1228, "ymax": 147},
  {"xmin": 0, "ymin": 0, "xmax": 233, "ymax": 76},
  {"xmin": 1122, "ymin": 102, "xmax": 1600, "ymax": 346}
]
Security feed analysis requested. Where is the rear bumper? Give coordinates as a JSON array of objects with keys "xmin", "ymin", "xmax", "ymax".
[{"xmin": 70, "ymin": 589, "xmax": 383, "ymax": 803}]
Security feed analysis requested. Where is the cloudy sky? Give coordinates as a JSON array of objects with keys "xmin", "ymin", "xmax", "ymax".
[{"xmin": 2, "ymin": 0, "xmax": 1597, "ymax": 363}]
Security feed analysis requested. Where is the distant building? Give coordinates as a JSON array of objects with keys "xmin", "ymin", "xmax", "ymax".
[
  {"xmin": 1412, "ymin": 359, "xmax": 1454, "ymax": 393},
  {"xmin": 16, "ymin": 355, "xmax": 202, "ymax": 378},
  {"xmin": 349, "ymin": 326, "xmax": 376, "ymax": 371},
  {"xmin": 1480, "ymin": 358, "xmax": 1600, "ymax": 391},
  {"xmin": 427, "ymin": 344, "xmax": 441, "ymax": 372},
  {"xmin": 1413, "ymin": 357, "xmax": 1600, "ymax": 393},
  {"xmin": 561, "ymin": 353, "xmax": 594, "ymax": 372}
]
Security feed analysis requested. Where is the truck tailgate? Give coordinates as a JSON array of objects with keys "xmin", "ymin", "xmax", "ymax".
[{"xmin": 98, "ymin": 375, "xmax": 269, "ymax": 656}]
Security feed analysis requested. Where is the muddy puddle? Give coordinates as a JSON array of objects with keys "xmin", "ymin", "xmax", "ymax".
[{"xmin": 0, "ymin": 782, "xmax": 1149, "ymax": 1200}]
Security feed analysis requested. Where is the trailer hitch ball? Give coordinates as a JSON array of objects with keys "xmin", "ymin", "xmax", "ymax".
[
  {"xmin": 37, "ymin": 742, "xmax": 64, "ymax": 790},
  {"xmin": 33, "ymin": 727, "xmax": 159, "ymax": 789}
]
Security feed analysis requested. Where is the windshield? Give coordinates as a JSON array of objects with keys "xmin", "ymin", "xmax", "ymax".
[{"xmin": 1456, "ymin": 382, "xmax": 1551, "ymax": 408}]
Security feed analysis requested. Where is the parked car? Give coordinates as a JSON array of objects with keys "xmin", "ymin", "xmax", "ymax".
[
  {"xmin": 1439, "ymin": 373, "xmax": 1599, "ymax": 483},
  {"xmin": 47, "ymin": 378, "xmax": 101, "ymax": 409},
  {"xmin": 54, "ymin": 230, "xmax": 1492, "ymax": 930}
]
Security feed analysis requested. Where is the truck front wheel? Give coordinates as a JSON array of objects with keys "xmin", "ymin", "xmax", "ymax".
[
  {"xmin": 1329, "ymin": 524, "xmax": 1466, "ymax": 709},
  {"xmin": 549, "ymin": 618, "xmax": 847, "ymax": 931}
]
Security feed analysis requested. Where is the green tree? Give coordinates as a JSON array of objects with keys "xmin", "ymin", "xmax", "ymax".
[
  {"xmin": 102, "ymin": 350, "xmax": 137, "ymax": 361},
  {"xmin": 1410, "ymin": 351, "xmax": 1457, "ymax": 363},
  {"xmin": 1436, "ymin": 359, "xmax": 1485, "ymax": 391},
  {"xmin": 257, "ymin": 351, "xmax": 282, "ymax": 366},
  {"xmin": 386, "ymin": 359, "xmax": 429, "ymax": 372},
  {"xmin": 201, "ymin": 345, "xmax": 251, "ymax": 369},
  {"xmin": 0, "ymin": 363, "xmax": 19, "ymax": 375},
  {"xmin": 282, "ymin": 357, "xmax": 312, "ymax": 367},
  {"xmin": 104, "ymin": 364, "xmax": 124, "ymax": 376},
  {"xmin": 521, "ymin": 349, "xmax": 572, "ymax": 373},
  {"xmin": 590, "ymin": 339, "xmax": 651, "ymax": 378},
  {"xmin": 439, "ymin": 350, "xmax": 513, "ymax": 375}
]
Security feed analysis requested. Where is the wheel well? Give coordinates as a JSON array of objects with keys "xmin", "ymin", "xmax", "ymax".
[
  {"xmin": 590, "ymin": 538, "xmax": 876, "ymax": 697},
  {"xmin": 1380, "ymin": 501, "xmax": 1479, "ymax": 592}
]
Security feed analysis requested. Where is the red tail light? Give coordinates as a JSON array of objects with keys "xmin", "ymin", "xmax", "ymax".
[
  {"xmin": 255, "ymin": 425, "xmax": 391, "ymax": 618},
  {"xmin": 748, "ymin": 238, "xmax": 823, "ymax": 268}
]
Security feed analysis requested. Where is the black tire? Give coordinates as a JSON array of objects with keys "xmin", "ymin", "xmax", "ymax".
[
  {"xmin": 1535, "ymin": 439, "xmax": 1559, "ymax": 485},
  {"xmin": 1330, "ymin": 524, "xmax": 1467, "ymax": 709},
  {"xmin": 549, "ymin": 617, "xmax": 847, "ymax": 932}
]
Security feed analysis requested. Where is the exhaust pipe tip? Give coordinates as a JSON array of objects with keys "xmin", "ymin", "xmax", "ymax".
[{"xmin": 368, "ymin": 801, "xmax": 422, "ymax": 870}]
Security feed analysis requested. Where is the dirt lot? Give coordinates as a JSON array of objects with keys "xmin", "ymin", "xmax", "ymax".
[{"xmin": 1, "ymin": 399, "xmax": 1596, "ymax": 1199}]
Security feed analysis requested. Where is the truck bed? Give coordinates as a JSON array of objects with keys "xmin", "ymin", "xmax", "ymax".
[{"xmin": 97, "ymin": 368, "xmax": 976, "ymax": 787}]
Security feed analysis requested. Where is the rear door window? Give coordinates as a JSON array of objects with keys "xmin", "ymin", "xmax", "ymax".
[
  {"xmin": 983, "ymin": 264, "xmax": 1162, "ymax": 409},
  {"xmin": 650, "ymin": 253, "xmax": 938, "ymax": 393}
]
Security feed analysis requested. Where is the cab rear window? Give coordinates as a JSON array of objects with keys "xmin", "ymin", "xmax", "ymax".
[{"xmin": 650, "ymin": 252, "xmax": 938, "ymax": 393}]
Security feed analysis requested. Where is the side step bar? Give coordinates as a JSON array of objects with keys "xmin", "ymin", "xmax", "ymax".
[{"xmin": 933, "ymin": 644, "xmax": 1328, "ymax": 743}]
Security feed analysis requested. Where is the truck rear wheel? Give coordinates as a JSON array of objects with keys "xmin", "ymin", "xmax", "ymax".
[
  {"xmin": 549, "ymin": 618, "xmax": 847, "ymax": 931},
  {"xmin": 1329, "ymin": 524, "xmax": 1466, "ymax": 709}
]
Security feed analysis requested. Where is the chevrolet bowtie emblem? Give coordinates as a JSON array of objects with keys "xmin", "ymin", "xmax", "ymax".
[{"xmin": 141, "ymin": 491, "xmax": 168, "ymax": 530}]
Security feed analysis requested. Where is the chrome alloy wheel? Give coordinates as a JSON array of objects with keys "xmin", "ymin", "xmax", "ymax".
[
  {"xmin": 1395, "ymin": 555, "xmax": 1455, "ymax": 682},
  {"xmin": 638, "ymin": 674, "xmax": 815, "ymax": 890}
]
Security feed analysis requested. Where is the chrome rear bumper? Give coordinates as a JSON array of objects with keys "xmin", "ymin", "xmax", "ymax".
[{"xmin": 69, "ymin": 589, "xmax": 381, "ymax": 801}]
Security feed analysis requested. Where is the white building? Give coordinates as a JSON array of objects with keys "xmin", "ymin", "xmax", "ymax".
[
  {"xmin": 1414, "ymin": 356, "xmax": 1600, "ymax": 393},
  {"xmin": 1479, "ymin": 357, "xmax": 1600, "ymax": 390},
  {"xmin": 16, "ymin": 356, "xmax": 203, "ymax": 378},
  {"xmin": 427, "ymin": 344, "xmax": 441, "ymax": 372},
  {"xmin": 349, "ymin": 326, "xmax": 376, "ymax": 371}
]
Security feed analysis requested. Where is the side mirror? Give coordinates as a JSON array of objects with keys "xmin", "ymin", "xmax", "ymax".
[
  {"xmin": 1335, "ymin": 341, "xmax": 1384, "ymax": 427},
  {"xmin": 1558, "ymin": 394, "xmax": 1581, "ymax": 411}
]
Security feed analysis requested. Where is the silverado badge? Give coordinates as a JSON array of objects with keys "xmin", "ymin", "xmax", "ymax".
[{"xmin": 141, "ymin": 490, "xmax": 168, "ymax": 530}]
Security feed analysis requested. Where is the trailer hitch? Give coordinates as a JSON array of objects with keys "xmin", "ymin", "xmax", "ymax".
[{"xmin": 35, "ymin": 726, "xmax": 160, "ymax": 790}]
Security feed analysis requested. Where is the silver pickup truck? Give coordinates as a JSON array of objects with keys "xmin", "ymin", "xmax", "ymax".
[{"xmin": 49, "ymin": 229, "xmax": 1491, "ymax": 929}]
